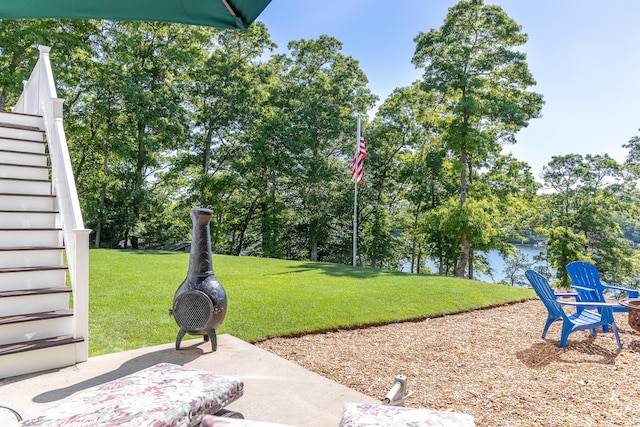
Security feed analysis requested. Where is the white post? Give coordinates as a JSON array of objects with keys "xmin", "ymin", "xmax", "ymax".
[{"xmin": 73, "ymin": 229, "xmax": 91, "ymax": 362}]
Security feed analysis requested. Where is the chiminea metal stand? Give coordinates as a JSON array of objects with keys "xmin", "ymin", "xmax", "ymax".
[{"xmin": 170, "ymin": 208, "xmax": 227, "ymax": 351}]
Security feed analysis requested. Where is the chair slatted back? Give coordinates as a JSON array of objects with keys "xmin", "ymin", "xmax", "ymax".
[
  {"xmin": 566, "ymin": 261, "xmax": 605, "ymax": 300},
  {"xmin": 525, "ymin": 270, "xmax": 564, "ymax": 318}
]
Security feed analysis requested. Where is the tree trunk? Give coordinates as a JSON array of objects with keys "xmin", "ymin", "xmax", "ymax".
[
  {"xmin": 203, "ymin": 127, "xmax": 213, "ymax": 173},
  {"xmin": 94, "ymin": 222, "xmax": 101, "ymax": 248},
  {"xmin": 456, "ymin": 92, "xmax": 469, "ymax": 276},
  {"xmin": 457, "ymin": 235, "xmax": 469, "ymax": 277},
  {"xmin": 411, "ymin": 240, "xmax": 417, "ymax": 274},
  {"xmin": 132, "ymin": 121, "xmax": 147, "ymax": 228},
  {"xmin": 466, "ymin": 160, "xmax": 475, "ymax": 280},
  {"xmin": 136, "ymin": 122, "xmax": 146, "ymax": 185},
  {"xmin": 235, "ymin": 196, "xmax": 259, "ymax": 256},
  {"xmin": 212, "ymin": 211, "xmax": 223, "ymax": 252},
  {"xmin": 0, "ymin": 88, "xmax": 7, "ymax": 112},
  {"xmin": 410, "ymin": 202, "xmax": 422, "ymax": 274},
  {"xmin": 310, "ymin": 240, "xmax": 318, "ymax": 262},
  {"xmin": 95, "ymin": 132, "xmax": 110, "ymax": 248},
  {"xmin": 456, "ymin": 144, "xmax": 469, "ymax": 277}
]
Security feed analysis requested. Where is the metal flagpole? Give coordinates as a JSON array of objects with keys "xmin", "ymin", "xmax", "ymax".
[
  {"xmin": 353, "ymin": 175, "xmax": 358, "ymax": 266},
  {"xmin": 353, "ymin": 116, "xmax": 360, "ymax": 266}
]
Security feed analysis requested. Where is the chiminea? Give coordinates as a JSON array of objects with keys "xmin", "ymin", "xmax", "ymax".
[{"xmin": 170, "ymin": 208, "xmax": 227, "ymax": 351}]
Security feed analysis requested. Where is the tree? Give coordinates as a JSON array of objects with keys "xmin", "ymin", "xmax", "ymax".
[
  {"xmin": 169, "ymin": 22, "xmax": 278, "ymax": 255},
  {"xmin": 479, "ymin": 153, "xmax": 541, "ymax": 248},
  {"xmin": 99, "ymin": 22, "xmax": 204, "ymax": 247},
  {"xmin": 620, "ymin": 131, "xmax": 640, "ymax": 245},
  {"xmin": 538, "ymin": 154, "xmax": 636, "ymax": 287},
  {"xmin": 273, "ymin": 35, "xmax": 376, "ymax": 261},
  {"xmin": 360, "ymin": 85, "xmax": 432, "ymax": 269},
  {"xmin": 412, "ymin": 0, "xmax": 543, "ymax": 278},
  {"xmin": 503, "ymin": 250, "xmax": 533, "ymax": 286},
  {"xmin": 400, "ymin": 132, "xmax": 457, "ymax": 274},
  {"xmin": 623, "ymin": 130, "xmax": 640, "ymax": 178}
]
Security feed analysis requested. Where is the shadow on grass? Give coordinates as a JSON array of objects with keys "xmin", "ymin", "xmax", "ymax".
[
  {"xmin": 112, "ymin": 250, "xmax": 429, "ymax": 281},
  {"xmin": 279, "ymin": 262, "xmax": 411, "ymax": 279},
  {"xmin": 106, "ymin": 251, "xmax": 420, "ymax": 277},
  {"xmin": 109, "ymin": 249, "xmax": 185, "ymax": 256},
  {"xmin": 32, "ymin": 340, "xmax": 208, "ymax": 404}
]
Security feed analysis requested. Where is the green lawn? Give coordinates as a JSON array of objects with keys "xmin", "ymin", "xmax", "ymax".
[{"xmin": 87, "ymin": 249, "xmax": 535, "ymax": 356}]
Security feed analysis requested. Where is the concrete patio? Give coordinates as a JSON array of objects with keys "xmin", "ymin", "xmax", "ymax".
[{"xmin": 0, "ymin": 334, "xmax": 378, "ymax": 426}]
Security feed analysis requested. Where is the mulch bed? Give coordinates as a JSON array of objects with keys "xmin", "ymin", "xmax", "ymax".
[{"xmin": 256, "ymin": 300, "xmax": 640, "ymax": 426}]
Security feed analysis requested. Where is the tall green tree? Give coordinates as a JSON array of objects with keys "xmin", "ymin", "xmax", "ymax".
[
  {"xmin": 166, "ymin": 22, "xmax": 277, "ymax": 255},
  {"xmin": 274, "ymin": 35, "xmax": 376, "ymax": 261},
  {"xmin": 364, "ymin": 83, "xmax": 440, "ymax": 270},
  {"xmin": 620, "ymin": 131, "xmax": 640, "ymax": 247},
  {"xmin": 477, "ymin": 153, "xmax": 540, "ymax": 276},
  {"xmin": 361, "ymin": 89, "xmax": 417, "ymax": 268},
  {"xmin": 100, "ymin": 22, "xmax": 203, "ymax": 246},
  {"xmin": 412, "ymin": 0, "xmax": 543, "ymax": 278},
  {"xmin": 538, "ymin": 154, "xmax": 636, "ymax": 287}
]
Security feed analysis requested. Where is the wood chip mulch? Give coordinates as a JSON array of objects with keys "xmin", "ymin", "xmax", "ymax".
[{"xmin": 256, "ymin": 300, "xmax": 640, "ymax": 427}]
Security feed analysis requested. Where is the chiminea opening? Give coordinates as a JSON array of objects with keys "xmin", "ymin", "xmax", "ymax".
[{"xmin": 170, "ymin": 208, "xmax": 227, "ymax": 351}]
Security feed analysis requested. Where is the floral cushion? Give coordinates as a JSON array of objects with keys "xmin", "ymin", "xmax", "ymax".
[
  {"xmin": 339, "ymin": 403, "xmax": 475, "ymax": 427},
  {"xmin": 18, "ymin": 363, "xmax": 243, "ymax": 427}
]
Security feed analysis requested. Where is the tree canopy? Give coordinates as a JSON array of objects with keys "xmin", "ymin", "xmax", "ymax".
[{"xmin": 412, "ymin": 0, "xmax": 543, "ymax": 279}]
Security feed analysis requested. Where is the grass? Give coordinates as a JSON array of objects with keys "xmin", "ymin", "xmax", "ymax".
[{"xmin": 87, "ymin": 249, "xmax": 535, "ymax": 356}]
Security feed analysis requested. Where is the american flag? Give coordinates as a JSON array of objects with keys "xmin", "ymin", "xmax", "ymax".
[{"xmin": 351, "ymin": 124, "xmax": 366, "ymax": 184}]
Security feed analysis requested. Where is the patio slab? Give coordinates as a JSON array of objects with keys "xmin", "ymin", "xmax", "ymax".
[{"xmin": 0, "ymin": 334, "xmax": 378, "ymax": 426}]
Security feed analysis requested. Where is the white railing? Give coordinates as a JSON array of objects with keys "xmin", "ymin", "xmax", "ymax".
[{"xmin": 13, "ymin": 46, "xmax": 90, "ymax": 362}]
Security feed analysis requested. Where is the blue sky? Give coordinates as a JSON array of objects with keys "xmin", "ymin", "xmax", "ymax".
[{"xmin": 258, "ymin": 0, "xmax": 640, "ymax": 179}]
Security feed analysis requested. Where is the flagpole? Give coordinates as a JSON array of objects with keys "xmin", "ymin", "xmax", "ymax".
[
  {"xmin": 353, "ymin": 116, "xmax": 360, "ymax": 267},
  {"xmin": 353, "ymin": 176, "xmax": 358, "ymax": 266}
]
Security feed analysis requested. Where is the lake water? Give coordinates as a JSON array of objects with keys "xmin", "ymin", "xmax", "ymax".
[{"xmin": 403, "ymin": 245, "xmax": 548, "ymax": 285}]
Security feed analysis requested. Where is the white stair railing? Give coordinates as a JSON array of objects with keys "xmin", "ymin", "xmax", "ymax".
[{"xmin": 13, "ymin": 45, "xmax": 90, "ymax": 362}]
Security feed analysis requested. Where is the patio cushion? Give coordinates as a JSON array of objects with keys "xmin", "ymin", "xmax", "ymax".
[
  {"xmin": 200, "ymin": 415, "xmax": 295, "ymax": 426},
  {"xmin": 339, "ymin": 403, "xmax": 475, "ymax": 427},
  {"xmin": 17, "ymin": 363, "xmax": 243, "ymax": 426}
]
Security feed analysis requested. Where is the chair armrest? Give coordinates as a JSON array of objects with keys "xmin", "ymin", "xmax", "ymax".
[
  {"xmin": 558, "ymin": 300, "xmax": 619, "ymax": 309},
  {"xmin": 571, "ymin": 285, "xmax": 594, "ymax": 293},
  {"xmin": 570, "ymin": 285, "xmax": 599, "ymax": 299},
  {"xmin": 602, "ymin": 285, "xmax": 639, "ymax": 298}
]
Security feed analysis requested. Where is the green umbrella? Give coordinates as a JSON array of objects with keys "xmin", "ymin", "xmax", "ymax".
[{"xmin": 0, "ymin": 0, "xmax": 272, "ymax": 29}]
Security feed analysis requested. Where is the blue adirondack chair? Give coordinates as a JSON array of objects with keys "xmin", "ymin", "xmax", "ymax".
[
  {"xmin": 566, "ymin": 261, "xmax": 639, "ymax": 313},
  {"xmin": 525, "ymin": 270, "xmax": 622, "ymax": 348}
]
